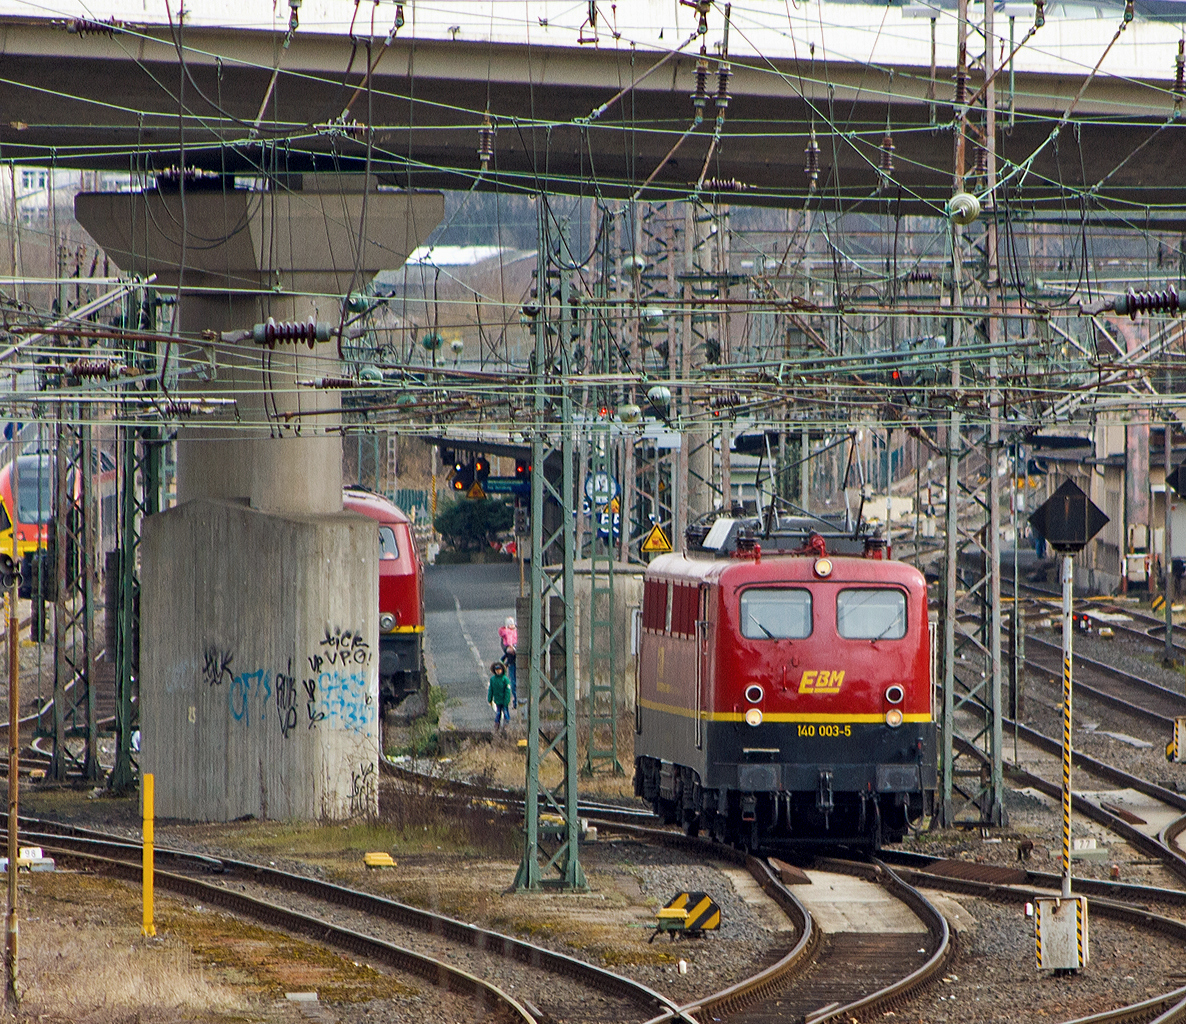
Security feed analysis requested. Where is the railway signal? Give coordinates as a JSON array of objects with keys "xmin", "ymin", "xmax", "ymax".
[
  {"xmin": 1028, "ymin": 478, "xmax": 1108, "ymax": 973},
  {"xmin": 0, "ymin": 555, "xmax": 19, "ymax": 590},
  {"xmin": 451, "ymin": 459, "xmax": 473, "ymax": 493}
]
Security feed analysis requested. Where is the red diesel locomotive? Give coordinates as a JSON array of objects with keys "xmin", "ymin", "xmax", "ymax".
[
  {"xmin": 634, "ymin": 518, "xmax": 936, "ymax": 849},
  {"xmin": 343, "ymin": 486, "xmax": 425, "ymax": 712}
]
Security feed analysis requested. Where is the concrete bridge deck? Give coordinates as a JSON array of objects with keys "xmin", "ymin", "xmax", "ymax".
[{"xmin": 1, "ymin": 0, "xmax": 1184, "ymax": 215}]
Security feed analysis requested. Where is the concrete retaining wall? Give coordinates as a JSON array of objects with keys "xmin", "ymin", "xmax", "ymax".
[{"xmin": 141, "ymin": 499, "xmax": 379, "ymax": 821}]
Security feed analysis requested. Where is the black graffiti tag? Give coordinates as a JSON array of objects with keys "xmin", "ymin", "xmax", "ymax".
[
  {"xmin": 275, "ymin": 661, "xmax": 298, "ymax": 739},
  {"xmin": 317, "ymin": 626, "xmax": 372, "ymax": 667},
  {"xmin": 303, "ymin": 677, "xmax": 326, "ymax": 728},
  {"xmin": 349, "ymin": 762, "xmax": 376, "ymax": 815},
  {"xmin": 203, "ymin": 646, "xmax": 234, "ymax": 687}
]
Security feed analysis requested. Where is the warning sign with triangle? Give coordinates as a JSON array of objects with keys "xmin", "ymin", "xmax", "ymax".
[
  {"xmin": 641, "ymin": 523, "xmax": 672, "ymax": 553},
  {"xmin": 467, "ymin": 481, "xmax": 487, "ymax": 500}
]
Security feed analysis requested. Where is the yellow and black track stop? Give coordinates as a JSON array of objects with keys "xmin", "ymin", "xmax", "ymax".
[{"xmin": 650, "ymin": 891, "xmax": 721, "ymax": 942}]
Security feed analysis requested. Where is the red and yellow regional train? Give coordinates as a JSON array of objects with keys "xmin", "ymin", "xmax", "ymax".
[
  {"xmin": 634, "ymin": 516, "xmax": 936, "ymax": 849},
  {"xmin": 343, "ymin": 485, "xmax": 425, "ymax": 712}
]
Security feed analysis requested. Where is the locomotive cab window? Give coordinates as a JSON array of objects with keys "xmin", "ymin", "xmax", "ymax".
[
  {"xmin": 16, "ymin": 456, "xmax": 52, "ymax": 525},
  {"xmin": 740, "ymin": 588, "xmax": 812, "ymax": 639},
  {"xmin": 837, "ymin": 588, "xmax": 906, "ymax": 640},
  {"xmin": 378, "ymin": 526, "xmax": 400, "ymax": 560}
]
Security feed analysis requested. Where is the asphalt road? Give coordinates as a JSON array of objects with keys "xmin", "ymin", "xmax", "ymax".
[{"xmin": 424, "ymin": 561, "xmax": 524, "ymax": 730}]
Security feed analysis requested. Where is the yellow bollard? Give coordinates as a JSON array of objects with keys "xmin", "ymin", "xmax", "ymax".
[{"xmin": 142, "ymin": 773, "xmax": 155, "ymax": 937}]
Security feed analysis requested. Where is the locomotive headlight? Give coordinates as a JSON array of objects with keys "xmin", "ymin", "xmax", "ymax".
[
  {"xmin": 745, "ymin": 684, "xmax": 764, "ymax": 703},
  {"xmin": 813, "ymin": 557, "xmax": 833, "ymax": 578},
  {"xmin": 744, "ymin": 707, "xmax": 763, "ymax": 727},
  {"xmin": 380, "ymin": 612, "xmax": 396, "ymax": 632},
  {"xmin": 885, "ymin": 685, "xmax": 905, "ymax": 705},
  {"xmin": 885, "ymin": 708, "xmax": 904, "ymax": 728}
]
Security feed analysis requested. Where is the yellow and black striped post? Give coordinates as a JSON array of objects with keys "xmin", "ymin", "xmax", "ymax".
[{"xmin": 1060, "ymin": 553, "xmax": 1074, "ymax": 898}]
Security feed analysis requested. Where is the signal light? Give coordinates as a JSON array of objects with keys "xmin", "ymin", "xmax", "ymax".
[
  {"xmin": 0, "ymin": 553, "xmax": 21, "ymax": 589},
  {"xmin": 473, "ymin": 457, "xmax": 490, "ymax": 483},
  {"xmin": 515, "ymin": 459, "xmax": 532, "ymax": 479},
  {"xmin": 452, "ymin": 462, "xmax": 474, "ymax": 492}
]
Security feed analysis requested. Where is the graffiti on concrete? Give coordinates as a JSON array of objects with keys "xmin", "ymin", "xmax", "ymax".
[
  {"xmin": 229, "ymin": 668, "xmax": 272, "ymax": 727},
  {"xmin": 275, "ymin": 661, "xmax": 299, "ymax": 738},
  {"xmin": 303, "ymin": 677, "xmax": 327, "ymax": 729},
  {"xmin": 316, "ymin": 669, "xmax": 374, "ymax": 735},
  {"xmin": 308, "ymin": 626, "xmax": 372, "ymax": 672},
  {"xmin": 197, "ymin": 626, "xmax": 375, "ymax": 739},
  {"xmin": 202, "ymin": 646, "xmax": 234, "ymax": 687},
  {"xmin": 349, "ymin": 761, "xmax": 377, "ymax": 816}
]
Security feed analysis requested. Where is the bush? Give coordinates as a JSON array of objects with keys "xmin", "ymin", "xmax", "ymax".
[
  {"xmin": 390, "ymin": 685, "xmax": 449, "ymax": 757},
  {"xmin": 433, "ymin": 498, "xmax": 513, "ymax": 552}
]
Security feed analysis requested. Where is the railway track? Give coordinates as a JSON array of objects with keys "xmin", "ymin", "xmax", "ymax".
[
  {"xmin": 501, "ymin": 819, "xmax": 953, "ymax": 1023},
  {"xmin": 381, "ymin": 755, "xmax": 659, "ymax": 826},
  {"xmin": 1024, "ymin": 633, "xmax": 1181, "ymax": 728},
  {"xmin": 878, "ymin": 847, "xmax": 1186, "ymax": 1024},
  {"xmin": 949, "ymin": 649, "xmax": 1186, "ymax": 886},
  {"xmin": 24, "ymin": 756, "xmax": 1186, "ymax": 1022},
  {"xmin": 12, "ymin": 800, "xmax": 956, "ymax": 1024},
  {"xmin": 12, "ymin": 814, "xmax": 685, "ymax": 1024}
]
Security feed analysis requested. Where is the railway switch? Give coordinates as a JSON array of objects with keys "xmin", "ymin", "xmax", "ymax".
[{"xmin": 650, "ymin": 892, "xmax": 721, "ymax": 942}]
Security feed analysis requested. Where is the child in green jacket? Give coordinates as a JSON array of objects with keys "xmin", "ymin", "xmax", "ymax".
[{"xmin": 488, "ymin": 662, "xmax": 513, "ymax": 729}]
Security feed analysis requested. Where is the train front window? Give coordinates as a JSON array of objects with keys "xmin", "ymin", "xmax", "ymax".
[
  {"xmin": 837, "ymin": 588, "xmax": 906, "ymax": 640},
  {"xmin": 378, "ymin": 526, "xmax": 400, "ymax": 560},
  {"xmin": 15, "ymin": 456, "xmax": 52, "ymax": 525},
  {"xmin": 740, "ymin": 588, "xmax": 812, "ymax": 639}
]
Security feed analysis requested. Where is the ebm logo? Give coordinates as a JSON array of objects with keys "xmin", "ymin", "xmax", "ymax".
[{"xmin": 798, "ymin": 670, "xmax": 845, "ymax": 694}]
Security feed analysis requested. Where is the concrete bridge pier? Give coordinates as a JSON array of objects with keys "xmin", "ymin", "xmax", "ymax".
[{"xmin": 76, "ymin": 180, "xmax": 444, "ymax": 820}]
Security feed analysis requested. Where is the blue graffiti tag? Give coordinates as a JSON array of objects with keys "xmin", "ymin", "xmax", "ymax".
[
  {"xmin": 315, "ymin": 670, "xmax": 374, "ymax": 736},
  {"xmin": 229, "ymin": 669, "xmax": 272, "ymax": 727}
]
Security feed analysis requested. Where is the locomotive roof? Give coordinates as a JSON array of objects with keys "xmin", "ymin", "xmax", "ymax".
[
  {"xmin": 343, "ymin": 486, "xmax": 412, "ymax": 525},
  {"xmin": 644, "ymin": 551, "xmax": 926, "ymax": 589}
]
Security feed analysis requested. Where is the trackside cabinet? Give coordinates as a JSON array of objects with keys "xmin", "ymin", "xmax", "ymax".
[{"xmin": 1035, "ymin": 896, "xmax": 1089, "ymax": 971}]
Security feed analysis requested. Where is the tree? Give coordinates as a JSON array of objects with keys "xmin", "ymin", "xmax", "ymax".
[{"xmin": 433, "ymin": 498, "xmax": 513, "ymax": 551}]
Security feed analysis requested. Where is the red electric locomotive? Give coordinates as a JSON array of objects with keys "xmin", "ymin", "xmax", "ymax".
[
  {"xmin": 343, "ymin": 485, "xmax": 425, "ymax": 712},
  {"xmin": 634, "ymin": 515, "xmax": 936, "ymax": 849}
]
